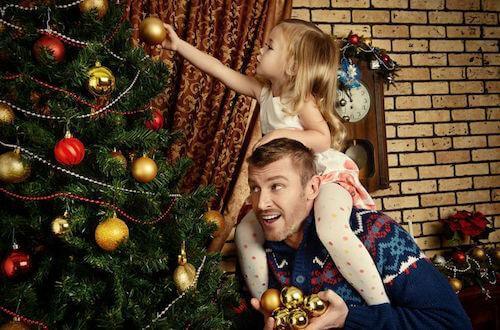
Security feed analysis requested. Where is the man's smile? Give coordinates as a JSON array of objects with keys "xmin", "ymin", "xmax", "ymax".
[{"xmin": 259, "ymin": 212, "xmax": 281, "ymax": 224}]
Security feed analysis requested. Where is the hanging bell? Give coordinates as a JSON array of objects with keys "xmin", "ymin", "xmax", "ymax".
[{"xmin": 173, "ymin": 241, "xmax": 196, "ymax": 292}]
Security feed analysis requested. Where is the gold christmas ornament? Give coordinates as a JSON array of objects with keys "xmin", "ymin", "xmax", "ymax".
[
  {"xmin": 203, "ymin": 209, "xmax": 225, "ymax": 237},
  {"xmin": 94, "ymin": 215, "xmax": 129, "ymax": 251},
  {"xmin": 0, "ymin": 103, "xmax": 14, "ymax": 125},
  {"xmin": 87, "ymin": 61, "xmax": 115, "ymax": 96},
  {"xmin": 139, "ymin": 17, "xmax": 167, "ymax": 45},
  {"xmin": 51, "ymin": 213, "xmax": 71, "ymax": 236},
  {"xmin": 0, "ymin": 149, "xmax": 31, "ymax": 183},
  {"xmin": 0, "ymin": 320, "xmax": 31, "ymax": 330},
  {"xmin": 260, "ymin": 288, "xmax": 282, "ymax": 314},
  {"xmin": 79, "ymin": 0, "xmax": 109, "ymax": 18},
  {"xmin": 131, "ymin": 155, "xmax": 158, "ymax": 183},
  {"xmin": 271, "ymin": 307, "xmax": 290, "ymax": 329},
  {"xmin": 110, "ymin": 149, "xmax": 127, "ymax": 169},
  {"xmin": 288, "ymin": 308, "xmax": 309, "ymax": 329},
  {"xmin": 471, "ymin": 247, "xmax": 486, "ymax": 261},
  {"xmin": 0, "ymin": 22, "xmax": 5, "ymax": 34},
  {"xmin": 281, "ymin": 286, "xmax": 304, "ymax": 309},
  {"xmin": 448, "ymin": 277, "xmax": 462, "ymax": 292},
  {"xmin": 173, "ymin": 241, "xmax": 196, "ymax": 292},
  {"xmin": 303, "ymin": 294, "xmax": 328, "ymax": 317}
]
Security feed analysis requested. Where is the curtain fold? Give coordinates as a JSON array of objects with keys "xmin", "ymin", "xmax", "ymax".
[{"xmin": 129, "ymin": 0, "xmax": 292, "ymax": 251}]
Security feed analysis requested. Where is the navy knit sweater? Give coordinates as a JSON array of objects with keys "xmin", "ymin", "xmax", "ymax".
[{"xmin": 264, "ymin": 209, "xmax": 472, "ymax": 329}]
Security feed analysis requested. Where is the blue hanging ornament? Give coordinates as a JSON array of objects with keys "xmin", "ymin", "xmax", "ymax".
[{"xmin": 337, "ymin": 57, "xmax": 361, "ymax": 89}]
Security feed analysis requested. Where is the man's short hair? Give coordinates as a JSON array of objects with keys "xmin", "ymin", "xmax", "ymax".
[{"xmin": 247, "ymin": 138, "xmax": 317, "ymax": 186}]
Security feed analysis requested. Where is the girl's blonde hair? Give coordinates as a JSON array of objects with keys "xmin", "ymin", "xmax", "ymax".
[{"xmin": 275, "ymin": 19, "xmax": 346, "ymax": 150}]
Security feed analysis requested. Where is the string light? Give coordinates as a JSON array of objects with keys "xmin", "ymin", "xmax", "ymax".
[
  {"xmin": 0, "ymin": 140, "xmax": 181, "ymax": 197},
  {"xmin": 0, "ymin": 306, "xmax": 48, "ymax": 330},
  {"xmin": 0, "ymin": 70, "xmax": 140, "ymax": 121},
  {"xmin": 0, "ymin": 187, "xmax": 178, "ymax": 225},
  {"xmin": 143, "ymin": 256, "xmax": 208, "ymax": 329}
]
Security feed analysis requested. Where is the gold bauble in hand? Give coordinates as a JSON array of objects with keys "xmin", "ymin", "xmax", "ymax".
[
  {"xmin": 0, "ymin": 103, "xmax": 14, "ymax": 125},
  {"xmin": 281, "ymin": 286, "xmax": 304, "ymax": 309},
  {"xmin": 87, "ymin": 61, "xmax": 115, "ymax": 96},
  {"xmin": 139, "ymin": 17, "xmax": 167, "ymax": 45},
  {"xmin": 0, "ymin": 149, "xmax": 31, "ymax": 183},
  {"xmin": 79, "ymin": 0, "xmax": 109, "ymax": 18},
  {"xmin": 271, "ymin": 307, "xmax": 290, "ymax": 329},
  {"xmin": 173, "ymin": 241, "xmax": 196, "ymax": 292},
  {"xmin": 95, "ymin": 216, "xmax": 129, "ymax": 251},
  {"xmin": 303, "ymin": 293, "xmax": 328, "ymax": 317},
  {"xmin": 448, "ymin": 277, "xmax": 462, "ymax": 292},
  {"xmin": 288, "ymin": 308, "xmax": 308, "ymax": 329},
  {"xmin": 260, "ymin": 288, "xmax": 282, "ymax": 314},
  {"xmin": 131, "ymin": 155, "xmax": 158, "ymax": 183},
  {"xmin": 51, "ymin": 215, "xmax": 71, "ymax": 236}
]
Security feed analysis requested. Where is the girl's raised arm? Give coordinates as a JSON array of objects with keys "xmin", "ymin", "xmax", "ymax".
[{"xmin": 161, "ymin": 24, "xmax": 262, "ymax": 99}]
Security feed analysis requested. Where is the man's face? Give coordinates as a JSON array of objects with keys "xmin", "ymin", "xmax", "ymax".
[{"xmin": 248, "ymin": 157, "xmax": 318, "ymax": 244}]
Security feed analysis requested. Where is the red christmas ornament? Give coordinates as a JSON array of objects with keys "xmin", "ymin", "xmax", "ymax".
[
  {"xmin": 33, "ymin": 35, "xmax": 65, "ymax": 63},
  {"xmin": 381, "ymin": 54, "xmax": 391, "ymax": 63},
  {"xmin": 2, "ymin": 247, "xmax": 32, "ymax": 278},
  {"xmin": 54, "ymin": 132, "xmax": 85, "ymax": 166},
  {"xmin": 452, "ymin": 251, "xmax": 466, "ymax": 263},
  {"xmin": 347, "ymin": 34, "xmax": 360, "ymax": 45},
  {"xmin": 145, "ymin": 109, "xmax": 164, "ymax": 131}
]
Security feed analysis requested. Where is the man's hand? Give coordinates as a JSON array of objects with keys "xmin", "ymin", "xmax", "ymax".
[
  {"xmin": 157, "ymin": 23, "xmax": 180, "ymax": 51},
  {"xmin": 253, "ymin": 128, "xmax": 300, "ymax": 151},
  {"xmin": 250, "ymin": 298, "xmax": 275, "ymax": 330},
  {"xmin": 304, "ymin": 290, "xmax": 349, "ymax": 330}
]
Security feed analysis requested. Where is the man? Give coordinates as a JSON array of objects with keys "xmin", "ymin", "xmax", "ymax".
[{"xmin": 238, "ymin": 138, "xmax": 471, "ymax": 329}]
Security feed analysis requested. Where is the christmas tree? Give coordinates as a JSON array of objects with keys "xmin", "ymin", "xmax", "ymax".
[{"xmin": 0, "ymin": 1, "xmax": 238, "ymax": 328}]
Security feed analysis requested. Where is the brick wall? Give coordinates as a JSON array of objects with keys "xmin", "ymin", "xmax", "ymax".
[{"xmin": 292, "ymin": 0, "xmax": 499, "ymax": 256}]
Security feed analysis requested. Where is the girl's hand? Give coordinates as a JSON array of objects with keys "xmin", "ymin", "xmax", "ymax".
[
  {"xmin": 253, "ymin": 134, "xmax": 274, "ymax": 151},
  {"xmin": 157, "ymin": 23, "xmax": 180, "ymax": 51},
  {"xmin": 252, "ymin": 129, "xmax": 300, "ymax": 151}
]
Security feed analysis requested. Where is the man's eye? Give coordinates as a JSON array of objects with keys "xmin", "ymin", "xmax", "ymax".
[
  {"xmin": 251, "ymin": 186, "xmax": 260, "ymax": 193},
  {"xmin": 266, "ymin": 43, "xmax": 273, "ymax": 50},
  {"xmin": 271, "ymin": 184, "xmax": 283, "ymax": 190}
]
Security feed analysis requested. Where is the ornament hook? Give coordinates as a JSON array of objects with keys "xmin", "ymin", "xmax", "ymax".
[
  {"xmin": 178, "ymin": 241, "xmax": 187, "ymax": 265},
  {"xmin": 46, "ymin": 8, "xmax": 52, "ymax": 31}
]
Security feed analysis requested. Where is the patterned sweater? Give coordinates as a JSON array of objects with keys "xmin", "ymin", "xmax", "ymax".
[{"xmin": 264, "ymin": 209, "xmax": 472, "ymax": 329}]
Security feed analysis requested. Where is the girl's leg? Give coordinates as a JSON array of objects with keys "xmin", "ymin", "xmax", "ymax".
[
  {"xmin": 235, "ymin": 210, "xmax": 267, "ymax": 299},
  {"xmin": 314, "ymin": 183, "xmax": 390, "ymax": 305}
]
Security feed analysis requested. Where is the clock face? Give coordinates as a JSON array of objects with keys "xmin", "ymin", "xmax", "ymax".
[{"xmin": 335, "ymin": 82, "xmax": 371, "ymax": 123}]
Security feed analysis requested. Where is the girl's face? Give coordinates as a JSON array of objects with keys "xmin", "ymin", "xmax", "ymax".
[{"xmin": 256, "ymin": 26, "xmax": 289, "ymax": 83}]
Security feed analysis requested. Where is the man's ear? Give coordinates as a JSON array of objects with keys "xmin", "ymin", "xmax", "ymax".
[{"xmin": 306, "ymin": 175, "xmax": 321, "ymax": 201}]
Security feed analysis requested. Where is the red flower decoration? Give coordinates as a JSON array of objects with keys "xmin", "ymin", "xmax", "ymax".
[{"xmin": 441, "ymin": 210, "xmax": 492, "ymax": 241}]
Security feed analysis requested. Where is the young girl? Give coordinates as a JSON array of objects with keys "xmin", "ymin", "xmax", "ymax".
[{"xmin": 160, "ymin": 19, "xmax": 389, "ymax": 305}]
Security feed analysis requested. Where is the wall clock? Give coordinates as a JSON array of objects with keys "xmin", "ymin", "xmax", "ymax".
[
  {"xmin": 336, "ymin": 59, "xmax": 389, "ymax": 192},
  {"xmin": 336, "ymin": 81, "xmax": 371, "ymax": 123}
]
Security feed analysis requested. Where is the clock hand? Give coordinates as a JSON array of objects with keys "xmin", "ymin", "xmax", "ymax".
[{"xmin": 346, "ymin": 90, "xmax": 353, "ymax": 102}]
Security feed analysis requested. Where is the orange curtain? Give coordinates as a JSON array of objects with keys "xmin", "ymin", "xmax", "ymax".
[{"xmin": 128, "ymin": 0, "xmax": 291, "ymax": 216}]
